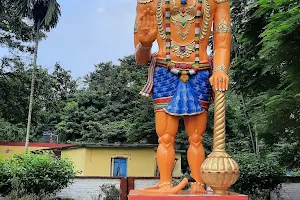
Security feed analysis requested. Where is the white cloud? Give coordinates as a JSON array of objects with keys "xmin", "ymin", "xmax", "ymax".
[{"xmin": 96, "ymin": 7, "xmax": 105, "ymax": 13}]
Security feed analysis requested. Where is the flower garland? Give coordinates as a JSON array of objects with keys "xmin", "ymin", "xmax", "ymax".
[{"xmin": 165, "ymin": 0, "xmax": 203, "ymax": 82}]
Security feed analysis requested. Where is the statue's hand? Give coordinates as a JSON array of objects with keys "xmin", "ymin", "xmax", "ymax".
[
  {"xmin": 138, "ymin": 8, "xmax": 157, "ymax": 47},
  {"xmin": 209, "ymin": 70, "xmax": 229, "ymax": 92}
]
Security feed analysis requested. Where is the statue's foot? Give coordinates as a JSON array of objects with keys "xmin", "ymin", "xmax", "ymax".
[
  {"xmin": 139, "ymin": 178, "xmax": 188, "ymax": 195},
  {"xmin": 140, "ymin": 181, "xmax": 173, "ymax": 190},
  {"xmin": 190, "ymin": 182, "xmax": 207, "ymax": 194}
]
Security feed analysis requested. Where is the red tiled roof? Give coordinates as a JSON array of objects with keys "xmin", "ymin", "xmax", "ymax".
[{"xmin": 0, "ymin": 142, "xmax": 76, "ymax": 148}]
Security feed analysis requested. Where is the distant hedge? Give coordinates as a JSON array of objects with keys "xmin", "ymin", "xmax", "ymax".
[{"xmin": 232, "ymin": 153, "xmax": 284, "ymax": 200}]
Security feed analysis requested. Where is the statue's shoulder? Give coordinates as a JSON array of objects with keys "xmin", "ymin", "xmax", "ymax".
[
  {"xmin": 138, "ymin": 0, "xmax": 154, "ymax": 4},
  {"xmin": 213, "ymin": 0, "xmax": 228, "ymax": 3}
]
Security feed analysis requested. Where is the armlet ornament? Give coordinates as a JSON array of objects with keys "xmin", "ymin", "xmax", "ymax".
[
  {"xmin": 214, "ymin": 19, "xmax": 231, "ymax": 34},
  {"xmin": 213, "ymin": 65, "xmax": 228, "ymax": 73},
  {"xmin": 136, "ymin": 43, "xmax": 152, "ymax": 52},
  {"xmin": 214, "ymin": 0, "xmax": 228, "ymax": 3},
  {"xmin": 138, "ymin": 0, "xmax": 153, "ymax": 4}
]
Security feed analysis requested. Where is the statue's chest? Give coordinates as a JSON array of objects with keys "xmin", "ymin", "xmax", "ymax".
[{"xmin": 157, "ymin": 0, "xmax": 210, "ymax": 41}]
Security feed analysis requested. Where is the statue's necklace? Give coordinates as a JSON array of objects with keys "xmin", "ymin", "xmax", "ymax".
[
  {"xmin": 171, "ymin": 0, "xmax": 196, "ymax": 40},
  {"xmin": 165, "ymin": 0, "xmax": 202, "ymax": 67},
  {"xmin": 156, "ymin": 0, "xmax": 210, "ymax": 61},
  {"xmin": 162, "ymin": 0, "xmax": 210, "ymax": 82}
]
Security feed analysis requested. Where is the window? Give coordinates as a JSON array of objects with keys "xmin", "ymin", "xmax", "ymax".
[{"xmin": 111, "ymin": 157, "xmax": 127, "ymax": 177}]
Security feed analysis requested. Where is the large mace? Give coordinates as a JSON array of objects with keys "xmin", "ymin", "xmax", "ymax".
[{"xmin": 200, "ymin": 91, "xmax": 240, "ymax": 195}]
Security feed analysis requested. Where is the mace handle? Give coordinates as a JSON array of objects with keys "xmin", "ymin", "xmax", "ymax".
[{"xmin": 213, "ymin": 91, "xmax": 226, "ymax": 152}]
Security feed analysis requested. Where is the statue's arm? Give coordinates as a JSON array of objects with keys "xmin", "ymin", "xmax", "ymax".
[
  {"xmin": 213, "ymin": 1, "xmax": 231, "ymax": 72},
  {"xmin": 134, "ymin": 1, "xmax": 156, "ymax": 65}
]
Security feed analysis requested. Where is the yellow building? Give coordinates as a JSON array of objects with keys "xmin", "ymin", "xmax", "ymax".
[{"xmin": 54, "ymin": 144, "xmax": 183, "ymax": 177}]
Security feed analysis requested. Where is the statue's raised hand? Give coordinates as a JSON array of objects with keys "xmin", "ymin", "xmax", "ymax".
[{"xmin": 138, "ymin": 8, "xmax": 157, "ymax": 47}]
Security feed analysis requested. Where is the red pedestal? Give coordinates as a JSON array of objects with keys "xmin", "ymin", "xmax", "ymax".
[{"xmin": 128, "ymin": 190, "xmax": 248, "ymax": 200}]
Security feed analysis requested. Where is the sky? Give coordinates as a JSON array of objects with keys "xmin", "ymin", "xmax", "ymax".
[{"xmin": 0, "ymin": 0, "xmax": 148, "ymax": 78}]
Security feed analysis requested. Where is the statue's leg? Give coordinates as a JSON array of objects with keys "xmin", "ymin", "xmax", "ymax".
[
  {"xmin": 139, "ymin": 111, "xmax": 189, "ymax": 194},
  {"xmin": 184, "ymin": 112, "xmax": 208, "ymax": 193},
  {"xmin": 156, "ymin": 111, "xmax": 179, "ymax": 187}
]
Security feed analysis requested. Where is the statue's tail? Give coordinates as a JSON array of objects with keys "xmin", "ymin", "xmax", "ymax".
[{"xmin": 139, "ymin": 178, "xmax": 188, "ymax": 195}]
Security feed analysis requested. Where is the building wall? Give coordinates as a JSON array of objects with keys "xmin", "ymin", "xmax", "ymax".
[
  {"xmin": 62, "ymin": 148, "xmax": 86, "ymax": 176},
  {"xmin": 0, "ymin": 146, "xmax": 43, "ymax": 160},
  {"xmin": 55, "ymin": 177, "xmax": 300, "ymax": 200},
  {"xmin": 60, "ymin": 147, "xmax": 182, "ymax": 177},
  {"xmin": 270, "ymin": 177, "xmax": 300, "ymax": 200},
  {"xmin": 55, "ymin": 178, "xmax": 121, "ymax": 200},
  {"xmin": 84, "ymin": 147, "xmax": 156, "ymax": 177}
]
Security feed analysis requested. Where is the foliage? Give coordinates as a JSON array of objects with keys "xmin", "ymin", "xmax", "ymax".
[
  {"xmin": 0, "ymin": 56, "xmax": 76, "ymax": 142},
  {"xmin": 0, "ymin": 153, "xmax": 76, "ymax": 197},
  {"xmin": 0, "ymin": 118, "xmax": 25, "ymax": 142},
  {"xmin": 291, "ymin": 170, "xmax": 300, "ymax": 177},
  {"xmin": 55, "ymin": 55, "xmax": 157, "ymax": 144},
  {"xmin": 232, "ymin": 153, "xmax": 284, "ymax": 199},
  {"xmin": 230, "ymin": 0, "xmax": 300, "ymax": 169},
  {"xmin": 5, "ymin": 176, "xmax": 51, "ymax": 200},
  {"xmin": 0, "ymin": 0, "xmax": 35, "ymax": 52},
  {"xmin": 98, "ymin": 184, "xmax": 121, "ymax": 200},
  {"xmin": 16, "ymin": 0, "xmax": 61, "ymax": 32}
]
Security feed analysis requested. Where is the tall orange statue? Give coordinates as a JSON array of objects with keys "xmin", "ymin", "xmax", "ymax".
[{"xmin": 134, "ymin": 0, "xmax": 238, "ymax": 195}]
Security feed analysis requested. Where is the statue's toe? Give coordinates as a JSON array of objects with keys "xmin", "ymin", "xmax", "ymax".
[{"xmin": 190, "ymin": 182, "xmax": 207, "ymax": 194}]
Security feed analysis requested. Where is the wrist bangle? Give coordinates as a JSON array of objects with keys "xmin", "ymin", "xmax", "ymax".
[
  {"xmin": 139, "ymin": 43, "xmax": 152, "ymax": 51},
  {"xmin": 213, "ymin": 65, "xmax": 228, "ymax": 73}
]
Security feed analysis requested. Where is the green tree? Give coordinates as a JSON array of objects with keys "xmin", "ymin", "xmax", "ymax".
[
  {"xmin": 0, "ymin": 56, "xmax": 76, "ymax": 143},
  {"xmin": 0, "ymin": 0, "xmax": 36, "ymax": 52},
  {"xmin": 15, "ymin": 0, "xmax": 61, "ymax": 152},
  {"xmin": 55, "ymin": 55, "xmax": 155, "ymax": 143},
  {"xmin": 230, "ymin": 0, "xmax": 300, "ymax": 170}
]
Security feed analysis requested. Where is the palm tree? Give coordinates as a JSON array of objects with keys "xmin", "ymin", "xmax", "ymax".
[{"xmin": 16, "ymin": 0, "xmax": 61, "ymax": 153}]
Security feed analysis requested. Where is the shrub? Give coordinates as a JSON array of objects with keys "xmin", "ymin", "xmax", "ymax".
[
  {"xmin": 5, "ymin": 176, "xmax": 51, "ymax": 200},
  {"xmin": 231, "ymin": 153, "xmax": 284, "ymax": 200},
  {"xmin": 0, "ymin": 153, "xmax": 76, "ymax": 197},
  {"xmin": 99, "ymin": 184, "xmax": 121, "ymax": 200}
]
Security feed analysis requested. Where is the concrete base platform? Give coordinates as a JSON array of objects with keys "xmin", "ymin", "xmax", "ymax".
[{"xmin": 128, "ymin": 190, "xmax": 249, "ymax": 200}]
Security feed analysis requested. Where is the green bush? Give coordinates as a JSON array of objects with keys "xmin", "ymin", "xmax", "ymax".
[
  {"xmin": 0, "ymin": 153, "xmax": 76, "ymax": 197},
  {"xmin": 99, "ymin": 184, "xmax": 121, "ymax": 200},
  {"xmin": 231, "ymin": 153, "xmax": 284, "ymax": 200},
  {"xmin": 5, "ymin": 176, "xmax": 51, "ymax": 200}
]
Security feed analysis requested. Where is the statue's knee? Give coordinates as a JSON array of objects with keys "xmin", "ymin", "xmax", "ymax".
[
  {"xmin": 158, "ymin": 133, "xmax": 175, "ymax": 146},
  {"xmin": 189, "ymin": 133, "xmax": 203, "ymax": 145}
]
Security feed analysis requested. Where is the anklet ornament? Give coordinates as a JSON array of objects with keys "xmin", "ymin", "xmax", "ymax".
[
  {"xmin": 192, "ymin": 182, "xmax": 205, "ymax": 187},
  {"xmin": 159, "ymin": 182, "xmax": 173, "ymax": 188}
]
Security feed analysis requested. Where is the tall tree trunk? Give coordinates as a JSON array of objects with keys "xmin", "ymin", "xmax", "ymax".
[{"xmin": 25, "ymin": 21, "xmax": 40, "ymax": 153}]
